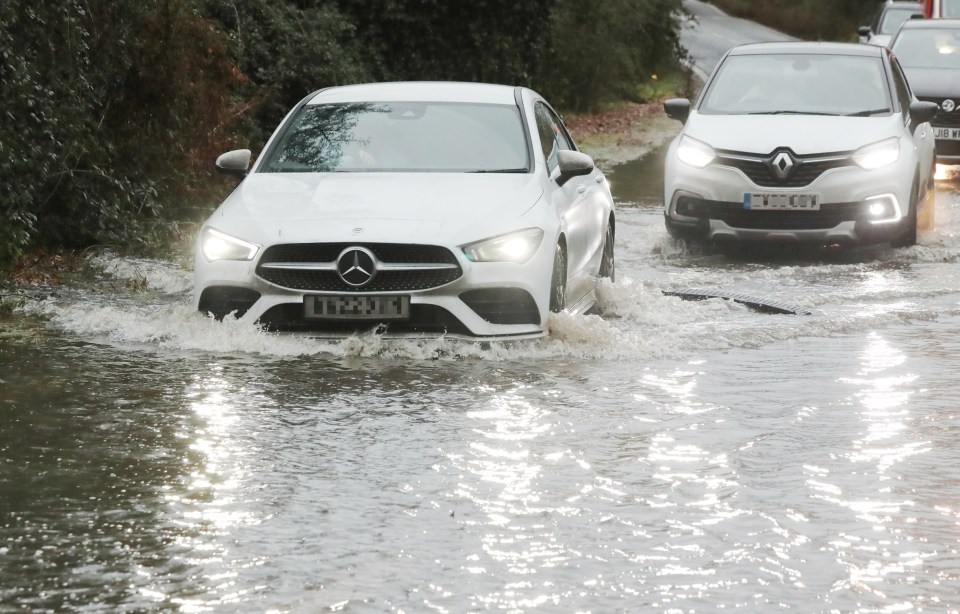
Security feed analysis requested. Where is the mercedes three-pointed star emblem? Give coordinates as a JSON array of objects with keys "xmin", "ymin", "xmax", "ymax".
[{"xmin": 336, "ymin": 247, "xmax": 377, "ymax": 287}]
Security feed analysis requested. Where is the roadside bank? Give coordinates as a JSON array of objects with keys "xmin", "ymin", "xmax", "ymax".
[{"xmin": 566, "ymin": 101, "xmax": 682, "ymax": 169}]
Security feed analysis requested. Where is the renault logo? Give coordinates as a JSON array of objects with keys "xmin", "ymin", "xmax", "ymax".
[
  {"xmin": 768, "ymin": 151, "xmax": 796, "ymax": 180},
  {"xmin": 336, "ymin": 247, "xmax": 377, "ymax": 287},
  {"xmin": 943, "ymin": 99, "xmax": 956, "ymax": 113}
]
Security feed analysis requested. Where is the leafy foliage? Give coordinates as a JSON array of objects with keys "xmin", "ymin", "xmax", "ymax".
[
  {"xmin": 0, "ymin": 0, "xmax": 238, "ymax": 265},
  {"xmin": 537, "ymin": 0, "xmax": 685, "ymax": 111},
  {"xmin": 1, "ymin": 0, "xmax": 687, "ymax": 267}
]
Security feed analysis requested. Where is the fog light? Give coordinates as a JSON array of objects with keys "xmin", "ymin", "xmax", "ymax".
[
  {"xmin": 863, "ymin": 194, "xmax": 901, "ymax": 224},
  {"xmin": 868, "ymin": 202, "xmax": 887, "ymax": 217}
]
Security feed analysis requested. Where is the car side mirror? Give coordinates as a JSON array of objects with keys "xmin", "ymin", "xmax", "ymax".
[
  {"xmin": 556, "ymin": 150, "xmax": 595, "ymax": 186},
  {"xmin": 910, "ymin": 100, "xmax": 939, "ymax": 128},
  {"xmin": 215, "ymin": 149, "xmax": 252, "ymax": 177},
  {"xmin": 664, "ymin": 98, "xmax": 691, "ymax": 123}
]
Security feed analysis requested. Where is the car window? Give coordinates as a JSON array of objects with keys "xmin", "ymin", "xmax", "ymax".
[
  {"xmin": 892, "ymin": 27, "xmax": 960, "ymax": 69},
  {"xmin": 261, "ymin": 102, "xmax": 530, "ymax": 173},
  {"xmin": 699, "ymin": 54, "xmax": 893, "ymax": 117},
  {"xmin": 535, "ymin": 102, "xmax": 572, "ymax": 173},
  {"xmin": 879, "ymin": 7, "xmax": 921, "ymax": 34},
  {"xmin": 889, "ymin": 58, "xmax": 914, "ymax": 118},
  {"xmin": 944, "ymin": 0, "xmax": 960, "ymax": 17}
]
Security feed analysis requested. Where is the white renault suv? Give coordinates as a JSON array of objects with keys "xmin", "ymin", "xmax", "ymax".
[{"xmin": 663, "ymin": 42, "xmax": 938, "ymax": 247}]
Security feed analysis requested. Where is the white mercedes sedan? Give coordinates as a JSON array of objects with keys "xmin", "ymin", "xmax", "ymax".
[
  {"xmin": 194, "ymin": 82, "xmax": 615, "ymax": 339},
  {"xmin": 663, "ymin": 42, "xmax": 938, "ymax": 247}
]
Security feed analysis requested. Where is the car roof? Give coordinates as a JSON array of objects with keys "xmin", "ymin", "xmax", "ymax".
[
  {"xmin": 727, "ymin": 41, "xmax": 885, "ymax": 57},
  {"xmin": 898, "ymin": 17, "xmax": 960, "ymax": 28},
  {"xmin": 307, "ymin": 81, "xmax": 519, "ymax": 105}
]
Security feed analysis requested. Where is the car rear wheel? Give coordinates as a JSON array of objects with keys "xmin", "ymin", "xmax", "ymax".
[
  {"xmin": 599, "ymin": 223, "xmax": 615, "ymax": 282},
  {"xmin": 549, "ymin": 243, "xmax": 567, "ymax": 313}
]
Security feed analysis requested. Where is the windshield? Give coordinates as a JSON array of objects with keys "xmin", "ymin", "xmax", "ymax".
[
  {"xmin": 892, "ymin": 28, "xmax": 960, "ymax": 68},
  {"xmin": 261, "ymin": 102, "xmax": 530, "ymax": 173},
  {"xmin": 879, "ymin": 7, "xmax": 921, "ymax": 34},
  {"xmin": 944, "ymin": 0, "xmax": 960, "ymax": 17},
  {"xmin": 699, "ymin": 54, "xmax": 893, "ymax": 116}
]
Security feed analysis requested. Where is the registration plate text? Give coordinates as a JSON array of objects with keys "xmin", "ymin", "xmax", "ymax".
[
  {"xmin": 934, "ymin": 127, "xmax": 960, "ymax": 140},
  {"xmin": 305, "ymin": 295, "xmax": 410, "ymax": 320},
  {"xmin": 744, "ymin": 193, "xmax": 820, "ymax": 211}
]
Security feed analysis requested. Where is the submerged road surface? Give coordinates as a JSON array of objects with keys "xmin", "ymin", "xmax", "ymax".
[{"xmin": 5, "ymin": 8, "xmax": 960, "ymax": 613}]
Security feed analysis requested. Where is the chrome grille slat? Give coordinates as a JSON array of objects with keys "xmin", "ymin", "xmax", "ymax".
[
  {"xmin": 255, "ymin": 243, "xmax": 463, "ymax": 292},
  {"xmin": 715, "ymin": 148, "xmax": 853, "ymax": 188}
]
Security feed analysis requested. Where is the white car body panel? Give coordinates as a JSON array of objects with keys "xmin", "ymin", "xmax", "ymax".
[
  {"xmin": 663, "ymin": 42, "xmax": 936, "ymax": 247},
  {"xmin": 194, "ymin": 82, "xmax": 615, "ymax": 339}
]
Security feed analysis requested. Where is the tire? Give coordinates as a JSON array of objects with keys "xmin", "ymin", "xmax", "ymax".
[
  {"xmin": 918, "ymin": 161, "xmax": 936, "ymax": 232},
  {"xmin": 599, "ymin": 223, "xmax": 615, "ymax": 282},
  {"xmin": 891, "ymin": 178, "xmax": 919, "ymax": 248},
  {"xmin": 549, "ymin": 243, "xmax": 567, "ymax": 313}
]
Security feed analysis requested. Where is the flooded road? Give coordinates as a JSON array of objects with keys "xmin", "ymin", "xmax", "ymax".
[{"xmin": 4, "ymin": 147, "xmax": 960, "ymax": 611}]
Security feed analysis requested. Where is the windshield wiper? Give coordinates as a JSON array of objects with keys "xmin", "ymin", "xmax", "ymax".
[
  {"xmin": 746, "ymin": 110, "xmax": 841, "ymax": 116},
  {"xmin": 845, "ymin": 108, "xmax": 891, "ymax": 117}
]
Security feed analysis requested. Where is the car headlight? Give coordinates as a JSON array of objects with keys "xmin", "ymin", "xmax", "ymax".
[
  {"xmin": 854, "ymin": 137, "xmax": 900, "ymax": 170},
  {"xmin": 676, "ymin": 135, "xmax": 716, "ymax": 168},
  {"xmin": 462, "ymin": 228, "xmax": 544, "ymax": 264},
  {"xmin": 200, "ymin": 227, "xmax": 260, "ymax": 262}
]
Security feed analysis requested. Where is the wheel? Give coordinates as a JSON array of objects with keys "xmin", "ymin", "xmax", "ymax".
[
  {"xmin": 918, "ymin": 162, "xmax": 936, "ymax": 232},
  {"xmin": 891, "ymin": 178, "xmax": 919, "ymax": 248},
  {"xmin": 549, "ymin": 243, "xmax": 567, "ymax": 313},
  {"xmin": 599, "ymin": 222, "xmax": 615, "ymax": 282}
]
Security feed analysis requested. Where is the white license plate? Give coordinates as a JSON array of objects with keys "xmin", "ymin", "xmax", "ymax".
[
  {"xmin": 304, "ymin": 295, "xmax": 410, "ymax": 320},
  {"xmin": 744, "ymin": 193, "xmax": 820, "ymax": 211},
  {"xmin": 933, "ymin": 127, "xmax": 960, "ymax": 140}
]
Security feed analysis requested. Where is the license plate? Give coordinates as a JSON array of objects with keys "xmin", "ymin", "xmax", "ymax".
[
  {"xmin": 933, "ymin": 127, "xmax": 960, "ymax": 140},
  {"xmin": 744, "ymin": 193, "xmax": 820, "ymax": 211},
  {"xmin": 304, "ymin": 295, "xmax": 410, "ymax": 320}
]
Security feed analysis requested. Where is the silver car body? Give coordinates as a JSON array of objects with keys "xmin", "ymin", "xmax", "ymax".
[{"xmin": 663, "ymin": 42, "xmax": 936, "ymax": 246}]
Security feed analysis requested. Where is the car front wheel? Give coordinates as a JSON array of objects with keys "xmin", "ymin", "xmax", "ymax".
[
  {"xmin": 549, "ymin": 243, "xmax": 567, "ymax": 313},
  {"xmin": 599, "ymin": 223, "xmax": 615, "ymax": 282}
]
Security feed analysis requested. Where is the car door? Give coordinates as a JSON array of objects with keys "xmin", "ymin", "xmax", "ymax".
[{"xmin": 534, "ymin": 101, "xmax": 603, "ymax": 305}]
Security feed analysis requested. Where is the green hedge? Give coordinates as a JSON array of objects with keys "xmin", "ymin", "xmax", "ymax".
[{"xmin": 1, "ymin": 0, "xmax": 685, "ymax": 266}]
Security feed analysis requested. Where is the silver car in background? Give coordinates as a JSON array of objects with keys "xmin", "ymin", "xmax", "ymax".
[
  {"xmin": 663, "ymin": 42, "xmax": 938, "ymax": 247},
  {"xmin": 890, "ymin": 18, "xmax": 960, "ymax": 164}
]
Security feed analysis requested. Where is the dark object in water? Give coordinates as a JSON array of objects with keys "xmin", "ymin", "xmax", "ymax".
[{"xmin": 663, "ymin": 288, "xmax": 813, "ymax": 316}]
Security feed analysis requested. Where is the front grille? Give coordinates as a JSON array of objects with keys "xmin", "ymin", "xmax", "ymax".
[
  {"xmin": 256, "ymin": 243, "xmax": 462, "ymax": 292},
  {"xmin": 460, "ymin": 288, "xmax": 540, "ymax": 325},
  {"xmin": 919, "ymin": 97, "xmax": 960, "ymax": 128},
  {"xmin": 675, "ymin": 196, "xmax": 870, "ymax": 230},
  {"xmin": 937, "ymin": 140, "xmax": 960, "ymax": 156},
  {"xmin": 715, "ymin": 149, "xmax": 853, "ymax": 188}
]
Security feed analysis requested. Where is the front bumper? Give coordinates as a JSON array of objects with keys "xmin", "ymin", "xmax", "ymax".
[
  {"xmin": 193, "ymin": 241, "xmax": 556, "ymax": 339},
  {"xmin": 664, "ymin": 156, "xmax": 914, "ymax": 245}
]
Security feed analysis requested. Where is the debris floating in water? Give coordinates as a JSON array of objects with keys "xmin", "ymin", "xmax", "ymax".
[{"xmin": 662, "ymin": 288, "xmax": 813, "ymax": 316}]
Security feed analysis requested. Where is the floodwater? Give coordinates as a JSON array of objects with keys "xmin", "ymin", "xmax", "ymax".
[{"xmin": 4, "ymin": 149, "xmax": 960, "ymax": 612}]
